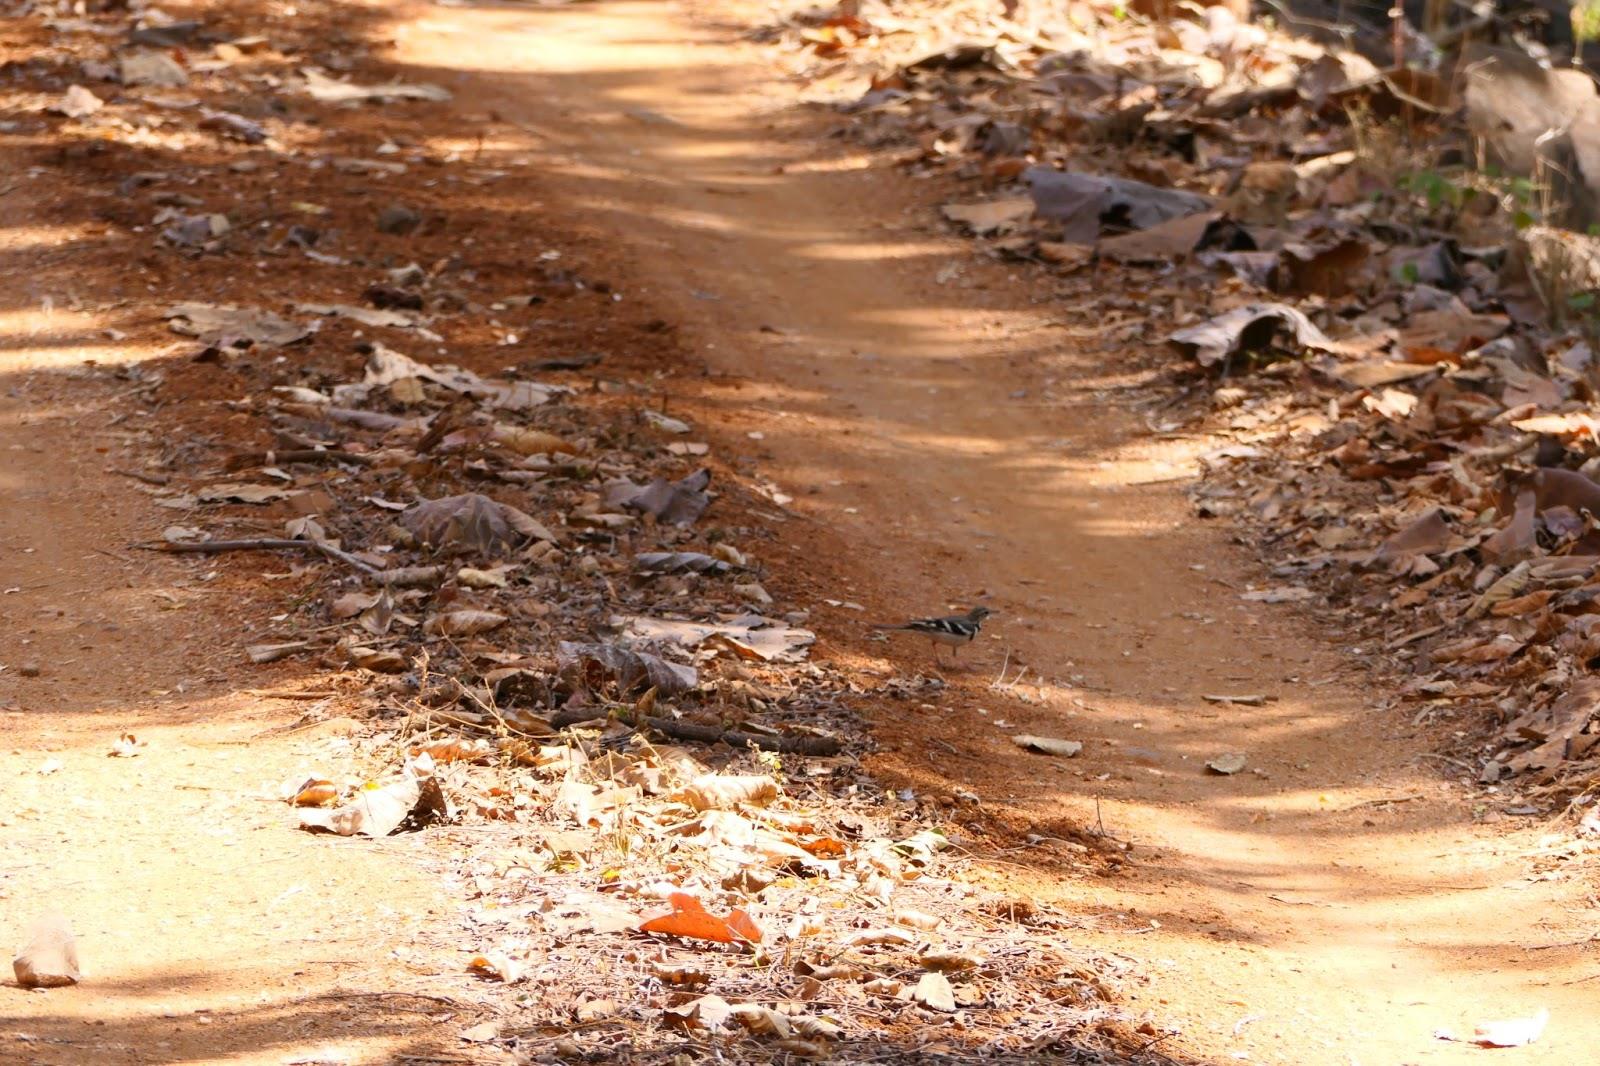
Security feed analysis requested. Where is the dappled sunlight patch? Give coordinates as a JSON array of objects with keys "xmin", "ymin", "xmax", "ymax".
[{"xmin": 793, "ymin": 239, "xmax": 952, "ymax": 262}]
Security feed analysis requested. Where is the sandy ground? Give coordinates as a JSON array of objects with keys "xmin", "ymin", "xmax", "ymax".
[{"xmin": 3, "ymin": 0, "xmax": 1599, "ymax": 1063}]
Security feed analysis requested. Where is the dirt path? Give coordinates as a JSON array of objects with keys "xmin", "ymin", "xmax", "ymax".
[
  {"xmin": 390, "ymin": 1, "xmax": 1600, "ymax": 1061},
  {"xmin": 0, "ymin": 178, "xmax": 453, "ymax": 1062}
]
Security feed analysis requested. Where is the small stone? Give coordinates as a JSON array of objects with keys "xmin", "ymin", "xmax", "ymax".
[
  {"xmin": 733, "ymin": 581, "xmax": 772, "ymax": 605},
  {"xmin": 54, "ymin": 85, "xmax": 103, "ymax": 119},
  {"xmin": 119, "ymin": 51, "xmax": 189, "ymax": 88},
  {"xmin": 13, "ymin": 913, "xmax": 79, "ymax": 989},
  {"xmin": 17, "ymin": 663, "xmax": 41, "ymax": 678},
  {"xmin": 376, "ymin": 204, "xmax": 421, "ymax": 236},
  {"xmin": 1206, "ymin": 752, "xmax": 1248, "ymax": 775}
]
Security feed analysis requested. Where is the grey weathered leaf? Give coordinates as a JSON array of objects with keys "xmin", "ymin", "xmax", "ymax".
[
  {"xmin": 164, "ymin": 303, "xmax": 309, "ymax": 348},
  {"xmin": 557, "ymin": 641, "xmax": 697, "ymax": 696},
  {"xmin": 1025, "ymin": 167, "xmax": 1211, "ymax": 244},
  {"xmin": 400, "ymin": 493, "xmax": 555, "ymax": 555},
  {"xmin": 1011, "ymin": 735, "xmax": 1083, "ymax": 757}
]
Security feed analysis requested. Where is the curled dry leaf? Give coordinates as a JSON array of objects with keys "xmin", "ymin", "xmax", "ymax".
[
  {"xmin": 457, "ymin": 565, "xmax": 512, "ymax": 589},
  {"xmin": 197, "ymin": 483, "xmax": 292, "ymax": 505},
  {"xmin": 164, "ymin": 302, "xmax": 309, "ymax": 347},
  {"xmin": 400, "ymin": 493, "xmax": 555, "ymax": 556},
  {"xmin": 940, "ymin": 197, "xmax": 1034, "ymax": 235},
  {"xmin": 291, "ymin": 778, "xmax": 339, "ymax": 807},
  {"xmin": 614, "ymin": 614, "xmax": 814, "ymax": 663},
  {"xmin": 1025, "ymin": 167, "xmax": 1211, "ymax": 244},
  {"xmin": 635, "ymin": 551, "xmax": 732, "ymax": 575},
  {"xmin": 1170, "ymin": 303, "xmax": 1359, "ymax": 368},
  {"xmin": 921, "ymin": 950, "xmax": 984, "ymax": 972},
  {"xmin": 491, "ymin": 425, "xmax": 578, "ymax": 456},
  {"xmin": 675, "ymin": 773, "xmax": 781, "ymax": 811},
  {"xmin": 410, "ymin": 736, "xmax": 496, "ymax": 763}
]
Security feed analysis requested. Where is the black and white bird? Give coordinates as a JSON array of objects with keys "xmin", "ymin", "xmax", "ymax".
[{"xmin": 872, "ymin": 606, "xmax": 993, "ymax": 664}]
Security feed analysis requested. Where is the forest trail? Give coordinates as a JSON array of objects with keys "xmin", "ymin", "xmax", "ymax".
[
  {"xmin": 0, "ymin": 151, "xmax": 451, "ymax": 1064},
  {"xmin": 389, "ymin": 1, "xmax": 1600, "ymax": 1061}
]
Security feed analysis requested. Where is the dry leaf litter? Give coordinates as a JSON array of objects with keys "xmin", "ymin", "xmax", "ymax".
[
  {"xmin": 759, "ymin": 0, "xmax": 1600, "ymax": 827},
  {"xmin": 0, "ymin": 1, "xmax": 1173, "ymax": 1060}
]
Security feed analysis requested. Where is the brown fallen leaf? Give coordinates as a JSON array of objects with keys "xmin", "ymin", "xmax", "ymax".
[
  {"xmin": 491, "ymin": 425, "xmax": 579, "ymax": 456},
  {"xmin": 674, "ymin": 774, "xmax": 781, "ymax": 811},
  {"xmin": 913, "ymin": 971, "xmax": 957, "ymax": 1012},
  {"xmin": 1025, "ymin": 167, "xmax": 1211, "ymax": 244},
  {"xmin": 940, "ymin": 197, "xmax": 1034, "ymax": 235},
  {"xmin": 410, "ymin": 737, "xmax": 496, "ymax": 763}
]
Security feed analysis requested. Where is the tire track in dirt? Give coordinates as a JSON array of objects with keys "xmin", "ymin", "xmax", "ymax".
[{"xmin": 390, "ymin": 1, "xmax": 1600, "ymax": 1061}]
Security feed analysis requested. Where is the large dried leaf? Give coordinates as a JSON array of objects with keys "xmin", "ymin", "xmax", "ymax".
[
  {"xmin": 1025, "ymin": 167, "xmax": 1211, "ymax": 244},
  {"xmin": 1169, "ymin": 303, "xmax": 1357, "ymax": 368},
  {"xmin": 1011, "ymin": 735, "xmax": 1083, "ymax": 757},
  {"xmin": 675, "ymin": 774, "xmax": 781, "ymax": 811},
  {"xmin": 164, "ymin": 303, "xmax": 309, "ymax": 347},
  {"xmin": 298, "ymin": 779, "xmax": 417, "ymax": 837},
  {"xmin": 940, "ymin": 198, "xmax": 1034, "ymax": 235},
  {"xmin": 400, "ymin": 493, "xmax": 555, "ymax": 554},
  {"xmin": 296, "ymin": 302, "xmax": 420, "ymax": 329},
  {"xmin": 197, "ymin": 483, "xmax": 292, "ymax": 504},
  {"xmin": 557, "ymin": 640, "xmax": 698, "ymax": 696},
  {"xmin": 639, "ymin": 892, "xmax": 763, "ymax": 945},
  {"xmin": 1097, "ymin": 211, "xmax": 1228, "ymax": 263},
  {"xmin": 613, "ymin": 613, "xmax": 814, "ymax": 663},
  {"xmin": 604, "ymin": 469, "xmax": 712, "ymax": 526},
  {"xmin": 635, "ymin": 551, "xmax": 733, "ymax": 575},
  {"xmin": 357, "ymin": 343, "xmax": 562, "ymax": 409}
]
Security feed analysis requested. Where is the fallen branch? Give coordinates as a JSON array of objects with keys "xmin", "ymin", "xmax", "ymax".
[
  {"xmin": 550, "ymin": 705, "xmax": 842, "ymax": 755},
  {"xmin": 137, "ymin": 538, "xmax": 381, "ymax": 575},
  {"xmin": 224, "ymin": 448, "xmax": 372, "ymax": 471}
]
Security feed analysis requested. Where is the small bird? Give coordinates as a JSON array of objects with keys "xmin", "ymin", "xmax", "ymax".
[{"xmin": 872, "ymin": 606, "xmax": 993, "ymax": 665}]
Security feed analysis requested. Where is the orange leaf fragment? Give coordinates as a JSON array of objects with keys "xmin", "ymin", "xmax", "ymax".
[
  {"xmin": 725, "ymin": 908, "xmax": 764, "ymax": 944},
  {"xmin": 639, "ymin": 892, "xmax": 763, "ymax": 945},
  {"xmin": 800, "ymin": 837, "xmax": 848, "ymax": 858}
]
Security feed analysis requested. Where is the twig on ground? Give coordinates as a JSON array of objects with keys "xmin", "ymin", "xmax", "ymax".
[{"xmin": 137, "ymin": 537, "xmax": 381, "ymax": 575}]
